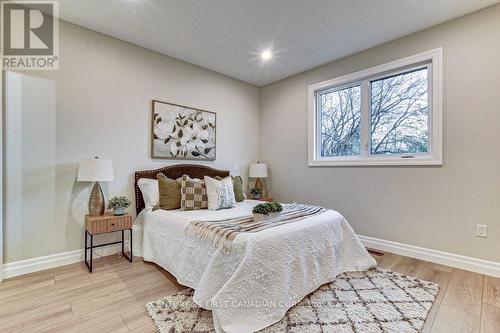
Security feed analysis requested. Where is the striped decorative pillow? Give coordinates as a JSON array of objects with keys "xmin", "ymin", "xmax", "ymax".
[{"xmin": 180, "ymin": 175, "xmax": 208, "ymax": 210}]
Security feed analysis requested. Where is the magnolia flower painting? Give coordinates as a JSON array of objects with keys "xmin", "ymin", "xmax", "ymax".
[{"xmin": 152, "ymin": 101, "xmax": 216, "ymax": 160}]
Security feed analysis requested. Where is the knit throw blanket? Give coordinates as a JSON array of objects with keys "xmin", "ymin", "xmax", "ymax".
[{"xmin": 186, "ymin": 204, "xmax": 327, "ymax": 252}]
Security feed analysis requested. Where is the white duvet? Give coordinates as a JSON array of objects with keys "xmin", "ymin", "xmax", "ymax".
[{"xmin": 133, "ymin": 200, "xmax": 376, "ymax": 333}]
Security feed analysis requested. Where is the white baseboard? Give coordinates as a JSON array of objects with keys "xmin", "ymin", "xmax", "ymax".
[
  {"xmin": 3, "ymin": 236, "xmax": 500, "ymax": 279},
  {"xmin": 3, "ymin": 249, "xmax": 82, "ymax": 279},
  {"xmin": 359, "ymin": 235, "xmax": 500, "ymax": 278},
  {"xmin": 2, "ymin": 243, "xmax": 128, "ymax": 279}
]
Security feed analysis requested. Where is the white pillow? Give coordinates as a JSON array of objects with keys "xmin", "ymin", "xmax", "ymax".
[
  {"xmin": 204, "ymin": 176, "xmax": 236, "ymax": 210},
  {"xmin": 137, "ymin": 178, "xmax": 159, "ymax": 210}
]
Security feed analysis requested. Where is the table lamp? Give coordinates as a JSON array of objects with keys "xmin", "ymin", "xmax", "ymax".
[
  {"xmin": 249, "ymin": 162, "xmax": 268, "ymax": 198},
  {"xmin": 77, "ymin": 157, "xmax": 114, "ymax": 216}
]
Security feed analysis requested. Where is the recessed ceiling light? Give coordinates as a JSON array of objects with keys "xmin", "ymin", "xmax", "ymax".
[{"xmin": 261, "ymin": 50, "xmax": 272, "ymax": 60}]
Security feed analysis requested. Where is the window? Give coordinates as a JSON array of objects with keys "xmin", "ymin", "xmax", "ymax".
[
  {"xmin": 370, "ymin": 68, "xmax": 428, "ymax": 155},
  {"xmin": 309, "ymin": 49, "xmax": 442, "ymax": 166},
  {"xmin": 319, "ymin": 84, "xmax": 361, "ymax": 157}
]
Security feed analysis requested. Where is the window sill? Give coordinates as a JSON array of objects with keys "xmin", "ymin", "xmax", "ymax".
[{"xmin": 308, "ymin": 157, "xmax": 442, "ymax": 167}]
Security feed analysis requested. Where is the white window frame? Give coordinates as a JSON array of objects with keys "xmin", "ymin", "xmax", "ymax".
[{"xmin": 308, "ymin": 48, "xmax": 443, "ymax": 166}]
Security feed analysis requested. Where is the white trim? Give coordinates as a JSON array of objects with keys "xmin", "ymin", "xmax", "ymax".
[
  {"xmin": 3, "ymin": 235, "xmax": 500, "ymax": 279},
  {"xmin": 359, "ymin": 235, "xmax": 500, "ymax": 278},
  {"xmin": 308, "ymin": 155, "xmax": 442, "ymax": 167},
  {"xmin": 3, "ymin": 250, "xmax": 82, "ymax": 279},
  {"xmin": 2, "ymin": 243, "xmax": 129, "ymax": 279},
  {"xmin": 0, "ymin": 57, "xmax": 3, "ymax": 283},
  {"xmin": 308, "ymin": 48, "xmax": 443, "ymax": 167}
]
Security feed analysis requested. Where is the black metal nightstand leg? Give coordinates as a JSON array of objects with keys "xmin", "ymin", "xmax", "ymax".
[
  {"xmin": 84, "ymin": 230, "xmax": 88, "ymax": 267},
  {"xmin": 84, "ymin": 231, "xmax": 94, "ymax": 273},
  {"xmin": 121, "ymin": 229, "xmax": 125, "ymax": 256},
  {"xmin": 122, "ymin": 229, "xmax": 133, "ymax": 263},
  {"xmin": 89, "ymin": 233, "xmax": 93, "ymax": 272},
  {"xmin": 130, "ymin": 229, "xmax": 133, "ymax": 262},
  {"xmin": 84, "ymin": 230, "xmax": 92, "ymax": 273}
]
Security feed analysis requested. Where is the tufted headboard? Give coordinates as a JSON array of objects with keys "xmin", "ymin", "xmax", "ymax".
[{"xmin": 134, "ymin": 164, "xmax": 230, "ymax": 214}]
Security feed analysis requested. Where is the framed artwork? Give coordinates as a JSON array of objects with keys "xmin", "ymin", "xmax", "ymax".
[{"xmin": 151, "ymin": 100, "xmax": 216, "ymax": 160}]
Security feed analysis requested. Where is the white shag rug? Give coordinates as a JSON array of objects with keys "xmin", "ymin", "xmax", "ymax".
[{"xmin": 146, "ymin": 267, "xmax": 439, "ymax": 333}]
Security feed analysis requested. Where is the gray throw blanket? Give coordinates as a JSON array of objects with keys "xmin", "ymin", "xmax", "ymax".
[{"xmin": 185, "ymin": 203, "xmax": 327, "ymax": 252}]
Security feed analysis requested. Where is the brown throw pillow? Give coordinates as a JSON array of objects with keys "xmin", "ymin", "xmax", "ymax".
[
  {"xmin": 180, "ymin": 175, "xmax": 208, "ymax": 210},
  {"xmin": 156, "ymin": 173, "xmax": 181, "ymax": 210}
]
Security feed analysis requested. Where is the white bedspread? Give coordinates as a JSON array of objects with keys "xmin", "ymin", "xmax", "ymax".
[{"xmin": 135, "ymin": 200, "xmax": 376, "ymax": 333}]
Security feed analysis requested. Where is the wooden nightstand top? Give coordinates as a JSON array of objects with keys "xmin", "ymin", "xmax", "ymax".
[{"xmin": 85, "ymin": 213, "xmax": 132, "ymax": 235}]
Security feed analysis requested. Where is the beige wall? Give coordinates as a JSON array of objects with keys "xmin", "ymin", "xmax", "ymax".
[
  {"xmin": 4, "ymin": 5, "xmax": 500, "ymax": 265},
  {"xmin": 260, "ymin": 5, "xmax": 500, "ymax": 262},
  {"xmin": 3, "ymin": 21, "xmax": 260, "ymax": 263}
]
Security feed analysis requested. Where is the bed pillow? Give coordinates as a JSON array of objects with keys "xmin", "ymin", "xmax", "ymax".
[
  {"xmin": 156, "ymin": 173, "xmax": 181, "ymax": 210},
  {"xmin": 232, "ymin": 176, "xmax": 245, "ymax": 202},
  {"xmin": 180, "ymin": 175, "xmax": 208, "ymax": 210},
  {"xmin": 137, "ymin": 178, "xmax": 159, "ymax": 210},
  {"xmin": 215, "ymin": 176, "xmax": 245, "ymax": 202},
  {"xmin": 204, "ymin": 176, "xmax": 236, "ymax": 210}
]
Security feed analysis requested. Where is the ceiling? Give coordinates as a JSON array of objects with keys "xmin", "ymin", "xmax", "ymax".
[{"xmin": 57, "ymin": 0, "xmax": 499, "ymax": 86}]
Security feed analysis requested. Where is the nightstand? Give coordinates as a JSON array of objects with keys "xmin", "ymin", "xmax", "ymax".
[
  {"xmin": 84, "ymin": 213, "xmax": 133, "ymax": 273},
  {"xmin": 257, "ymin": 197, "xmax": 274, "ymax": 202}
]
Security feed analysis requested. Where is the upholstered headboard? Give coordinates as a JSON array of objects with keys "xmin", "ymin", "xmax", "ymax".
[{"xmin": 134, "ymin": 164, "xmax": 230, "ymax": 214}]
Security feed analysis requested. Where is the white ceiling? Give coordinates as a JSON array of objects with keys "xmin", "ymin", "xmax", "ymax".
[{"xmin": 58, "ymin": 0, "xmax": 499, "ymax": 86}]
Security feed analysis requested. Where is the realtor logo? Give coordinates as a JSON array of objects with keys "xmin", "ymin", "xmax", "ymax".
[{"xmin": 1, "ymin": 0, "xmax": 59, "ymax": 70}]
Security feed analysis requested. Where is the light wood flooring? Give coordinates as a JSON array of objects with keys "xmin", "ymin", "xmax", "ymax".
[{"xmin": 0, "ymin": 252, "xmax": 499, "ymax": 332}]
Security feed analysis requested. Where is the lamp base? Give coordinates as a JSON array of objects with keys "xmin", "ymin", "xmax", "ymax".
[
  {"xmin": 255, "ymin": 178, "xmax": 264, "ymax": 197},
  {"xmin": 89, "ymin": 182, "xmax": 105, "ymax": 216}
]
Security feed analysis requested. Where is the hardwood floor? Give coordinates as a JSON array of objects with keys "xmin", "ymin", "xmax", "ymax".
[{"xmin": 0, "ymin": 252, "xmax": 498, "ymax": 332}]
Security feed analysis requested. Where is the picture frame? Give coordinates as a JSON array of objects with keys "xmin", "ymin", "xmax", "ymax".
[{"xmin": 151, "ymin": 100, "xmax": 216, "ymax": 160}]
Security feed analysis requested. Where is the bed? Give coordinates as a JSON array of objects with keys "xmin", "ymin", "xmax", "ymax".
[{"xmin": 132, "ymin": 164, "xmax": 376, "ymax": 333}]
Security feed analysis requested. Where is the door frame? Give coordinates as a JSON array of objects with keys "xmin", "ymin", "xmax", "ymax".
[{"xmin": 0, "ymin": 67, "xmax": 4, "ymax": 283}]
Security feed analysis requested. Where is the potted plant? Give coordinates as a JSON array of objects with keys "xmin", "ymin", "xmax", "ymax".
[
  {"xmin": 107, "ymin": 196, "xmax": 131, "ymax": 216},
  {"xmin": 250, "ymin": 187, "xmax": 263, "ymax": 199},
  {"xmin": 252, "ymin": 201, "xmax": 283, "ymax": 221}
]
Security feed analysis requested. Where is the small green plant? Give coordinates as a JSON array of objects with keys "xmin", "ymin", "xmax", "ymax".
[
  {"xmin": 269, "ymin": 201, "xmax": 283, "ymax": 213},
  {"xmin": 107, "ymin": 196, "xmax": 131, "ymax": 210},
  {"xmin": 252, "ymin": 203, "xmax": 271, "ymax": 215},
  {"xmin": 250, "ymin": 187, "xmax": 262, "ymax": 198},
  {"xmin": 252, "ymin": 201, "xmax": 283, "ymax": 215}
]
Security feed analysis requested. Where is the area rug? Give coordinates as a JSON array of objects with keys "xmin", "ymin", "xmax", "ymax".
[{"xmin": 146, "ymin": 267, "xmax": 439, "ymax": 333}]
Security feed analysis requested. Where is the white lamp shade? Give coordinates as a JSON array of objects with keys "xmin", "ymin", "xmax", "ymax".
[
  {"xmin": 249, "ymin": 163, "xmax": 268, "ymax": 178},
  {"xmin": 77, "ymin": 158, "xmax": 114, "ymax": 182}
]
